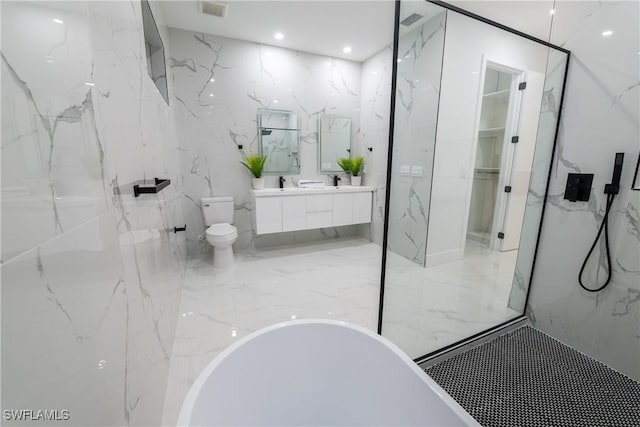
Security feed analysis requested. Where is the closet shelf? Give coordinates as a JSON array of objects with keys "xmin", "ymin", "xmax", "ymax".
[
  {"xmin": 475, "ymin": 167, "xmax": 500, "ymax": 174},
  {"xmin": 483, "ymin": 89, "xmax": 510, "ymax": 98},
  {"xmin": 479, "ymin": 127, "xmax": 505, "ymax": 134}
]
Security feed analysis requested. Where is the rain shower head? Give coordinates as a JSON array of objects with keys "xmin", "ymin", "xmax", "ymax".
[{"xmin": 400, "ymin": 13, "xmax": 423, "ymax": 27}]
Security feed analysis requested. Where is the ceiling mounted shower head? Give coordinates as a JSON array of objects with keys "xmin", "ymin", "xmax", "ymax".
[{"xmin": 400, "ymin": 13, "xmax": 423, "ymax": 27}]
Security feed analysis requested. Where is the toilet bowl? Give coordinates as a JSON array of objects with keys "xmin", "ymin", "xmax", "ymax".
[
  {"xmin": 205, "ymin": 223, "xmax": 238, "ymax": 268},
  {"xmin": 201, "ymin": 197, "xmax": 237, "ymax": 268}
]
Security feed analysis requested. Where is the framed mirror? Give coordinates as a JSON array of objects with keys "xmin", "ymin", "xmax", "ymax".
[
  {"xmin": 318, "ymin": 114, "xmax": 352, "ymax": 173},
  {"xmin": 258, "ymin": 109, "xmax": 301, "ymax": 175},
  {"xmin": 141, "ymin": 0, "xmax": 169, "ymax": 104}
]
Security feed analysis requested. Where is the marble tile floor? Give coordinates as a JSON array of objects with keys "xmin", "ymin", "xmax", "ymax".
[
  {"xmin": 162, "ymin": 237, "xmax": 382, "ymax": 425},
  {"xmin": 162, "ymin": 237, "xmax": 520, "ymax": 424},
  {"xmin": 382, "ymin": 239, "xmax": 520, "ymax": 359}
]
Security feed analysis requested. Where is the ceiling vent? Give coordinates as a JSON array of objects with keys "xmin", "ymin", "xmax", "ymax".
[
  {"xmin": 400, "ymin": 13, "xmax": 423, "ymax": 27},
  {"xmin": 200, "ymin": 1, "xmax": 227, "ymax": 18}
]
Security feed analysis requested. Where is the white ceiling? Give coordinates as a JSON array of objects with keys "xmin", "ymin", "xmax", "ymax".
[
  {"xmin": 155, "ymin": 0, "xmax": 396, "ymax": 62},
  {"xmin": 448, "ymin": 1, "xmax": 554, "ymax": 42}
]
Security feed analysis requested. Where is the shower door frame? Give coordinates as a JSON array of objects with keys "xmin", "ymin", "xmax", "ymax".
[{"xmin": 377, "ymin": 0, "xmax": 571, "ymax": 363}]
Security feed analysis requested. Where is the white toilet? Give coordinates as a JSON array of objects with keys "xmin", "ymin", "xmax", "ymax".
[{"xmin": 200, "ymin": 197, "xmax": 238, "ymax": 268}]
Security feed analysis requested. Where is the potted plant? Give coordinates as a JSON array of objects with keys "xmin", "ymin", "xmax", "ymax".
[
  {"xmin": 337, "ymin": 157, "xmax": 352, "ymax": 175},
  {"xmin": 240, "ymin": 155, "xmax": 267, "ymax": 190},
  {"xmin": 350, "ymin": 156, "xmax": 364, "ymax": 186}
]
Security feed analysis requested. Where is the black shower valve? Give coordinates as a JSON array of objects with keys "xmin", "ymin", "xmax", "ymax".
[{"xmin": 564, "ymin": 173, "xmax": 593, "ymax": 202}]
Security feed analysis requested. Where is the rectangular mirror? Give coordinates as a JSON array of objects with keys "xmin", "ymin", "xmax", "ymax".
[
  {"xmin": 258, "ymin": 109, "xmax": 301, "ymax": 175},
  {"xmin": 318, "ymin": 114, "xmax": 352, "ymax": 173},
  {"xmin": 141, "ymin": 0, "xmax": 168, "ymax": 104}
]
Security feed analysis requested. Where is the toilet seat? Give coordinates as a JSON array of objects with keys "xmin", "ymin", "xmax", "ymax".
[{"xmin": 206, "ymin": 223, "xmax": 237, "ymax": 239}]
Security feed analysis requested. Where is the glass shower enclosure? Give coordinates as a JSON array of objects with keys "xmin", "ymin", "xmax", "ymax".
[{"xmin": 378, "ymin": 0, "xmax": 570, "ymax": 361}]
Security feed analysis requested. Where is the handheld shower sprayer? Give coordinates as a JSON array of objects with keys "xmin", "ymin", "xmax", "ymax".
[{"xmin": 578, "ymin": 153, "xmax": 624, "ymax": 292}]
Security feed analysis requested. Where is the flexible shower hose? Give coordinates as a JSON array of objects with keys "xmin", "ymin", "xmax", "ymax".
[{"xmin": 578, "ymin": 192, "xmax": 616, "ymax": 292}]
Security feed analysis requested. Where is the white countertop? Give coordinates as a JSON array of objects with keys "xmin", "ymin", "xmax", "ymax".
[{"xmin": 252, "ymin": 186, "xmax": 375, "ymax": 197}]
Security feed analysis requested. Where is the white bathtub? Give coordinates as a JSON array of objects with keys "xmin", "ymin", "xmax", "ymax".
[{"xmin": 177, "ymin": 320, "xmax": 479, "ymax": 426}]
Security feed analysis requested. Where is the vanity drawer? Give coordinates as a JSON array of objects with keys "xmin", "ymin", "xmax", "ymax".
[
  {"xmin": 306, "ymin": 194, "xmax": 333, "ymax": 212},
  {"xmin": 307, "ymin": 211, "xmax": 333, "ymax": 229}
]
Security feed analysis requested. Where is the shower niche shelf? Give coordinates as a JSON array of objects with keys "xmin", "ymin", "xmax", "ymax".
[{"xmin": 133, "ymin": 178, "xmax": 171, "ymax": 197}]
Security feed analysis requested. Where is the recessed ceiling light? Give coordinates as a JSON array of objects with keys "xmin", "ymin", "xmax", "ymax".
[
  {"xmin": 343, "ymin": 46, "xmax": 352, "ymax": 54},
  {"xmin": 209, "ymin": 93, "xmax": 214, "ymax": 97},
  {"xmin": 52, "ymin": 18, "xmax": 64, "ymax": 24},
  {"xmin": 273, "ymin": 100, "xmax": 279, "ymax": 104},
  {"xmin": 602, "ymin": 30, "xmax": 613, "ymax": 36},
  {"xmin": 84, "ymin": 82, "xmax": 95, "ymax": 86},
  {"xmin": 372, "ymin": 71, "xmax": 378, "ymax": 75},
  {"xmin": 397, "ymin": 58, "xmax": 402, "ymax": 63},
  {"xmin": 274, "ymin": 32, "xmax": 284, "ymax": 40},
  {"xmin": 549, "ymin": 9, "xmax": 555, "ymax": 15},
  {"xmin": 210, "ymin": 78, "xmax": 215, "ymax": 82}
]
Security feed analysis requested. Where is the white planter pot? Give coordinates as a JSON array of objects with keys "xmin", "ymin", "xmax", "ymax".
[
  {"xmin": 351, "ymin": 176, "xmax": 362, "ymax": 186},
  {"xmin": 252, "ymin": 177, "xmax": 265, "ymax": 190}
]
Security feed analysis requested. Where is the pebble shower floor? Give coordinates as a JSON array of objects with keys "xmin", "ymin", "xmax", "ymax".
[{"xmin": 425, "ymin": 325, "xmax": 640, "ymax": 427}]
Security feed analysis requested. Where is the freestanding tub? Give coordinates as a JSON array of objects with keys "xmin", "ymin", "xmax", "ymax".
[{"xmin": 177, "ymin": 320, "xmax": 479, "ymax": 426}]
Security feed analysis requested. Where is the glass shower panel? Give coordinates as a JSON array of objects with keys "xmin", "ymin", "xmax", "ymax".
[
  {"xmin": 507, "ymin": 49, "xmax": 569, "ymax": 311},
  {"xmin": 382, "ymin": 1, "xmax": 447, "ymax": 359},
  {"xmin": 385, "ymin": 2, "xmax": 446, "ymax": 266},
  {"xmin": 381, "ymin": 1, "xmax": 569, "ymax": 360}
]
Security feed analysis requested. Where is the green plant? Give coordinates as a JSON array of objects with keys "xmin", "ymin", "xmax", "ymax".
[
  {"xmin": 350, "ymin": 156, "xmax": 364, "ymax": 177},
  {"xmin": 240, "ymin": 155, "xmax": 267, "ymax": 178},
  {"xmin": 337, "ymin": 157, "xmax": 352, "ymax": 174}
]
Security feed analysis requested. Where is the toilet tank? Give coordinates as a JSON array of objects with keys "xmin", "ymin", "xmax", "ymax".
[{"xmin": 201, "ymin": 197, "xmax": 234, "ymax": 226}]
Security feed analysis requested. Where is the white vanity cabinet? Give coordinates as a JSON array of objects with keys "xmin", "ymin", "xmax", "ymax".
[{"xmin": 252, "ymin": 187, "xmax": 374, "ymax": 235}]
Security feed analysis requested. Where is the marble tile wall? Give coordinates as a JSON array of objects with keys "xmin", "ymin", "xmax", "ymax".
[
  {"xmin": 358, "ymin": 47, "xmax": 393, "ymax": 245},
  {"xmin": 167, "ymin": 28, "xmax": 370, "ymax": 254},
  {"xmin": 386, "ymin": 12, "xmax": 446, "ymax": 265},
  {"xmin": 1, "ymin": 1, "xmax": 186, "ymax": 425},
  {"xmin": 527, "ymin": 0, "xmax": 640, "ymax": 381}
]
